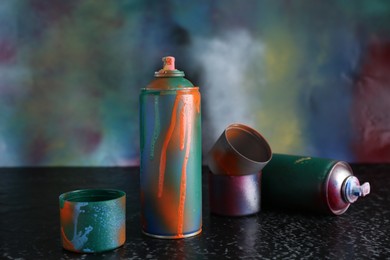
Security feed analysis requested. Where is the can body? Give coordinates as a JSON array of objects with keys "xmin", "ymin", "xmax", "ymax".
[
  {"xmin": 262, "ymin": 154, "xmax": 353, "ymax": 215},
  {"xmin": 209, "ymin": 171, "xmax": 261, "ymax": 216},
  {"xmin": 139, "ymin": 87, "xmax": 202, "ymax": 238},
  {"xmin": 59, "ymin": 189, "xmax": 126, "ymax": 253}
]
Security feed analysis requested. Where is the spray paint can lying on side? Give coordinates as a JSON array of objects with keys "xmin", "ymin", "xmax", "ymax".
[
  {"xmin": 139, "ymin": 56, "xmax": 202, "ymax": 238},
  {"xmin": 261, "ymin": 154, "xmax": 370, "ymax": 215}
]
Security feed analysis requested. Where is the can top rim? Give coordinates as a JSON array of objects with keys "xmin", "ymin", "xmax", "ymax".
[
  {"xmin": 224, "ymin": 123, "xmax": 273, "ymax": 165},
  {"xmin": 141, "ymin": 86, "xmax": 199, "ymax": 92},
  {"xmin": 325, "ymin": 161, "xmax": 351, "ymax": 215},
  {"xmin": 154, "ymin": 69, "xmax": 185, "ymax": 77},
  {"xmin": 59, "ymin": 189, "xmax": 126, "ymax": 204}
]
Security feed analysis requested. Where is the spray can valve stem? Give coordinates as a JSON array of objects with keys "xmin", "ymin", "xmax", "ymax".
[
  {"xmin": 356, "ymin": 182, "xmax": 370, "ymax": 197},
  {"xmin": 343, "ymin": 176, "xmax": 370, "ymax": 203}
]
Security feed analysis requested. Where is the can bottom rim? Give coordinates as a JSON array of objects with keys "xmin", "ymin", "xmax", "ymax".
[
  {"xmin": 62, "ymin": 243, "xmax": 124, "ymax": 254},
  {"xmin": 142, "ymin": 228, "xmax": 202, "ymax": 239}
]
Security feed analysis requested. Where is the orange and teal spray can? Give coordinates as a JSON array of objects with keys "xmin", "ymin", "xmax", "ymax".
[{"xmin": 139, "ymin": 56, "xmax": 202, "ymax": 238}]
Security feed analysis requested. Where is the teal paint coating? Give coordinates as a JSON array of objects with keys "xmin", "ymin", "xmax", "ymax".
[
  {"xmin": 150, "ymin": 95, "xmax": 160, "ymax": 160},
  {"xmin": 262, "ymin": 154, "xmax": 334, "ymax": 213},
  {"xmin": 261, "ymin": 154, "xmax": 369, "ymax": 215}
]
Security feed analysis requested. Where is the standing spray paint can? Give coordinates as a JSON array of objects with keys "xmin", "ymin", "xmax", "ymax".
[
  {"xmin": 139, "ymin": 56, "xmax": 202, "ymax": 238},
  {"xmin": 262, "ymin": 154, "xmax": 370, "ymax": 215}
]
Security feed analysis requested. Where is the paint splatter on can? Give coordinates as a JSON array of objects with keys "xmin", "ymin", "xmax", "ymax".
[
  {"xmin": 59, "ymin": 189, "xmax": 126, "ymax": 253},
  {"xmin": 139, "ymin": 56, "xmax": 202, "ymax": 238},
  {"xmin": 262, "ymin": 154, "xmax": 370, "ymax": 215}
]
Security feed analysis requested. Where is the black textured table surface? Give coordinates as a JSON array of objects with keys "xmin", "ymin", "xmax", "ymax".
[{"xmin": 0, "ymin": 165, "xmax": 389, "ymax": 259}]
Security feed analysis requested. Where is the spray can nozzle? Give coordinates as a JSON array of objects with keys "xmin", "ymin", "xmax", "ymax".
[
  {"xmin": 162, "ymin": 56, "xmax": 175, "ymax": 70},
  {"xmin": 343, "ymin": 176, "xmax": 370, "ymax": 203},
  {"xmin": 155, "ymin": 56, "xmax": 184, "ymax": 78}
]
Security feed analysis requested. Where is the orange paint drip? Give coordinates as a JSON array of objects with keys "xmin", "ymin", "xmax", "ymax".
[
  {"xmin": 177, "ymin": 95, "xmax": 193, "ymax": 237},
  {"xmin": 118, "ymin": 196, "xmax": 126, "ymax": 244},
  {"xmin": 158, "ymin": 89, "xmax": 201, "ymax": 237},
  {"xmin": 180, "ymin": 105, "xmax": 186, "ymax": 151},
  {"xmin": 60, "ymin": 201, "xmax": 74, "ymax": 226},
  {"xmin": 157, "ymin": 187, "xmax": 180, "ymax": 233},
  {"xmin": 118, "ymin": 223, "xmax": 126, "ymax": 245},
  {"xmin": 195, "ymin": 91, "xmax": 201, "ymax": 113},
  {"xmin": 61, "ymin": 227, "xmax": 76, "ymax": 251},
  {"xmin": 158, "ymin": 95, "xmax": 181, "ymax": 198}
]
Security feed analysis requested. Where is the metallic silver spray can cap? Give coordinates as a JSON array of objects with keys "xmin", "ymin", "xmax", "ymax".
[
  {"xmin": 208, "ymin": 124, "xmax": 272, "ymax": 176},
  {"xmin": 208, "ymin": 124, "xmax": 272, "ymax": 216}
]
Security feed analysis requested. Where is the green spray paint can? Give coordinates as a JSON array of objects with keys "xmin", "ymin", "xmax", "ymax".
[
  {"xmin": 139, "ymin": 56, "xmax": 202, "ymax": 238},
  {"xmin": 262, "ymin": 154, "xmax": 370, "ymax": 215}
]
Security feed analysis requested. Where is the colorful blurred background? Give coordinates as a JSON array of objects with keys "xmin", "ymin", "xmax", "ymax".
[{"xmin": 1, "ymin": 0, "xmax": 390, "ymax": 166}]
